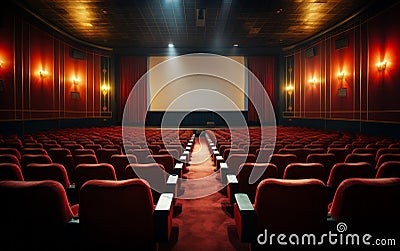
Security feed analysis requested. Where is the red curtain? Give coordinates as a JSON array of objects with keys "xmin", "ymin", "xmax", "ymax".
[
  {"xmin": 119, "ymin": 56, "xmax": 147, "ymax": 123},
  {"xmin": 247, "ymin": 56, "xmax": 276, "ymax": 123}
]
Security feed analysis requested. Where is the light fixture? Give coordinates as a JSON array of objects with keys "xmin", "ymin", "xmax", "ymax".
[
  {"xmin": 337, "ymin": 71, "xmax": 345, "ymax": 81},
  {"xmin": 286, "ymin": 85, "xmax": 294, "ymax": 96},
  {"xmin": 39, "ymin": 70, "xmax": 48, "ymax": 78},
  {"xmin": 233, "ymin": 43, "xmax": 239, "ymax": 47},
  {"xmin": 309, "ymin": 78, "xmax": 317, "ymax": 86},
  {"xmin": 73, "ymin": 78, "xmax": 79, "ymax": 86},
  {"xmin": 376, "ymin": 61, "xmax": 387, "ymax": 71},
  {"xmin": 168, "ymin": 43, "xmax": 174, "ymax": 48},
  {"xmin": 0, "ymin": 60, "xmax": 3, "ymax": 68},
  {"xmin": 102, "ymin": 83, "xmax": 110, "ymax": 96}
]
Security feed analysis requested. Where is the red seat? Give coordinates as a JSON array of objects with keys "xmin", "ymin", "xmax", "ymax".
[
  {"xmin": 226, "ymin": 154, "xmax": 256, "ymax": 175},
  {"xmin": 0, "ymin": 154, "xmax": 20, "ymax": 166},
  {"xmin": 110, "ymin": 154, "xmax": 138, "ymax": 180},
  {"xmin": 79, "ymin": 179, "xmax": 174, "ymax": 249},
  {"xmin": 327, "ymin": 148, "xmax": 351, "ymax": 163},
  {"xmin": 147, "ymin": 154, "xmax": 175, "ymax": 175},
  {"xmin": 22, "ymin": 148, "xmax": 48, "ymax": 155},
  {"xmin": 72, "ymin": 148, "xmax": 95, "ymax": 156},
  {"xmin": 375, "ymin": 148, "xmax": 400, "ymax": 161},
  {"xmin": 376, "ymin": 161, "xmax": 400, "ymax": 178},
  {"xmin": 376, "ymin": 153, "xmax": 400, "ymax": 169},
  {"xmin": 330, "ymin": 178, "xmax": 400, "ymax": 232},
  {"xmin": 74, "ymin": 154, "xmax": 98, "ymax": 166},
  {"xmin": 344, "ymin": 153, "xmax": 375, "ymax": 166},
  {"xmin": 23, "ymin": 163, "xmax": 70, "ymax": 188},
  {"xmin": 283, "ymin": 163, "xmax": 325, "ymax": 182},
  {"xmin": 74, "ymin": 163, "xmax": 117, "ymax": 191},
  {"xmin": 130, "ymin": 149, "xmax": 153, "ymax": 164},
  {"xmin": 21, "ymin": 154, "xmax": 52, "ymax": 168},
  {"xmin": 306, "ymin": 153, "xmax": 337, "ymax": 183},
  {"xmin": 278, "ymin": 148, "xmax": 323, "ymax": 163},
  {"xmin": 327, "ymin": 162, "xmax": 375, "ymax": 200},
  {"xmin": 0, "ymin": 148, "xmax": 21, "ymax": 160},
  {"xmin": 48, "ymin": 148, "xmax": 74, "ymax": 182},
  {"xmin": 103, "ymin": 144, "xmax": 122, "ymax": 154},
  {"xmin": 96, "ymin": 148, "xmax": 120, "ymax": 163},
  {"xmin": 0, "ymin": 180, "xmax": 77, "ymax": 250},
  {"xmin": 223, "ymin": 148, "xmax": 245, "ymax": 161},
  {"xmin": 234, "ymin": 179, "xmax": 327, "ymax": 244},
  {"xmin": 0, "ymin": 163, "xmax": 24, "ymax": 181},
  {"xmin": 228, "ymin": 163, "xmax": 278, "ymax": 203},
  {"xmin": 269, "ymin": 154, "xmax": 297, "ymax": 178},
  {"xmin": 147, "ymin": 144, "xmax": 161, "ymax": 155}
]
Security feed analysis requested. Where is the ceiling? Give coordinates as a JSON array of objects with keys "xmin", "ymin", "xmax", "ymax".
[{"xmin": 11, "ymin": 0, "xmax": 387, "ymax": 50}]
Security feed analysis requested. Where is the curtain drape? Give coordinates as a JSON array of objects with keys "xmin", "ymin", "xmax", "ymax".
[
  {"xmin": 247, "ymin": 56, "xmax": 276, "ymax": 123},
  {"xmin": 119, "ymin": 56, "xmax": 147, "ymax": 123}
]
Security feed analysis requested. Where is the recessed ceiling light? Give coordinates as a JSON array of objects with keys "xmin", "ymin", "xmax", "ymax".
[
  {"xmin": 168, "ymin": 43, "xmax": 174, "ymax": 48},
  {"xmin": 233, "ymin": 43, "xmax": 239, "ymax": 47},
  {"xmin": 276, "ymin": 8, "xmax": 283, "ymax": 14}
]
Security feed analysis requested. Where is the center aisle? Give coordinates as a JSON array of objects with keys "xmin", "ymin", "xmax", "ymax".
[{"xmin": 161, "ymin": 135, "xmax": 248, "ymax": 251}]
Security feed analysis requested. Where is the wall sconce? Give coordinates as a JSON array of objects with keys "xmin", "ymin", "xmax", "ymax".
[
  {"xmin": 101, "ymin": 83, "xmax": 110, "ymax": 96},
  {"xmin": 309, "ymin": 78, "xmax": 317, "ymax": 86},
  {"xmin": 72, "ymin": 78, "xmax": 79, "ymax": 86},
  {"xmin": 39, "ymin": 70, "xmax": 49, "ymax": 78},
  {"xmin": 286, "ymin": 85, "xmax": 294, "ymax": 112},
  {"xmin": 337, "ymin": 71, "xmax": 345, "ymax": 81},
  {"xmin": 376, "ymin": 61, "xmax": 387, "ymax": 71},
  {"xmin": 0, "ymin": 61, "xmax": 3, "ymax": 69}
]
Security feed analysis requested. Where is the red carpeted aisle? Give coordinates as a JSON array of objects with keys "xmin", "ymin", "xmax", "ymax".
[{"xmin": 160, "ymin": 135, "xmax": 249, "ymax": 251}]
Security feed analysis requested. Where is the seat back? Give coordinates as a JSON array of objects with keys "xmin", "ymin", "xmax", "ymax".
[
  {"xmin": 327, "ymin": 148, "xmax": 351, "ymax": 163},
  {"xmin": 131, "ymin": 149, "xmax": 153, "ymax": 163},
  {"xmin": 22, "ymin": 148, "xmax": 47, "ymax": 155},
  {"xmin": 344, "ymin": 153, "xmax": 375, "ymax": 166},
  {"xmin": 74, "ymin": 164, "xmax": 117, "ymax": 191},
  {"xmin": 79, "ymin": 179, "xmax": 155, "ymax": 246},
  {"xmin": 284, "ymin": 163, "xmax": 325, "ymax": 182},
  {"xmin": 327, "ymin": 162, "xmax": 375, "ymax": 190},
  {"xmin": 0, "ymin": 148, "xmax": 21, "ymax": 160},
  {"xmin": 269, "ymin": 154, "xmax": 297, "ymax": 178},
  {"xmin": 376, "ymin": 161, "xmax": 400, "ymax": 178},
  {"xmin": 0, "ymin": 180, "xmax": 73, "ymax": 249},
  {"xmin": 110, "ymin": 154, "xmax": 138, "ymax": 180},
  {"xmin": 254, "ymin": 179, "xmax": 327, "ymax": 233},
  {"xmin": 226, "ymin": 154, "xmax": 256, "ymax": 175},
  {"xmin": 0, "ymin": 154, "xmax": 20, "ymax": 166},
  {"xmin": 21, "ymin": 154, "xmax": 52, "ymax": 168},
  {"xmin": 0, "ymin": 163, "xmax": 24, "ymax": 181},
  {"xmin": 375, "ymin": 148, "xmax": 400, "ymax": 161},
  {"xmin": 96, "ymin": 148, "xmax": 120, "ymax": 163},
  {"xmin": 306, "ymin": 153, "xmax": 337, "ymax": 183},
  {"xmin": 330, "ymin": 178, "xmax": 400, "ymax": 232},
  {"xmin": 23, "ymin": 163, "xmax": 70, "ymax": 188},
  {"xmin": 376, "ymin": 153, "xmax": 400, "ymax": 169},
  {"xmin": 237, "ymin": 163, "xmax": 278, "ymax": 202},
  {"xmin": 74, "ymin": 154, "xmax": 98, "ymax": 166},
  {"xmin": 147, "ymin": 154, "xmax": 174, "ymax": 175},
  {"xmin": 255, "ymin": 148, "xmax": 274, "ymax": 163}
]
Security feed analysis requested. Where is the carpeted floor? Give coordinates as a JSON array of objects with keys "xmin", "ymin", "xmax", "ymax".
[{"xmin": 160, "ymin": 134, "xmax": 249, "ymax": 251}]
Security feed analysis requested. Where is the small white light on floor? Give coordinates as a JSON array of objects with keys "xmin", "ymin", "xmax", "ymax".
[
  {"xmin": 168, "ymin": 43, "xmax": 174, "ymax": 48},
  {"xmin": 233, "ymin": 43, "xmax": 239, "ymax": 47}
]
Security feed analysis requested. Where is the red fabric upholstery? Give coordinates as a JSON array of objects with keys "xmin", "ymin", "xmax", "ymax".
[
  {"xmin": 74, "ymin": 154, "xmax": 98, "ymax": 166},
  {"xmin": 269, "ymin": 154, "xmax": 297, "ymax": 178},
  {"xmin": 226, "ymin": 154, "xmax": 257, "ymax": 175},
  {"xmin": 255, "ymin": 148, "xmax": 274, "ymax": 163},
  {"xmin": 0, "ymin": 180, "xmax": 74, "ymax": 249},
  {"xmin": 147, "ymin": 154, "xmax": 175, "ymax": 175},
  {"xmin": 79, "ymin": 179, "xmax": 156, "ymax": 247},
  {"xmin": 74, "ymin": 163, "xmax": 117, "ymax": 191},
  {"xmin": 0, "ymin": 148, "xmax": 22, "ymax": 160},
  {"xmin": 48, "ymin": 148, "xmax": 74, "ymax": 182},
  {"xmin": 110, "ymin": 154, "xmax": 138, "ymax": 180},
  {"xmin": 330, "ymin": 178, "xmax": 400, "ymax": 232},
  {"xmin": 22, "ymin": 148, "xmax": 48, "ymax": 155},
  {"xmin": 237, "ymin": 163, "xmax": 278, "ymax": 202},
  {"xmin": 96, "ymin": 148, "xmax": 120, "ymax": 163},
  {"xmin": 130, "ymin": 149, "xmax": 153, "ymax": 164},
  {"xmin": 284, "ymin": 163, "xmax": 325, "ymax": 182},
  {"xmin": 0, "ymin": 163, "xmax": 24, "ymax": 181},
  {"xmin": 306, "ymin": 153, "xmax": 337, "ymax": 183},
  {"xmin": 376, "ymin": 161, "xmax": 400, "ymax": 178},
  {"xmin": 376, "ymin": 153, "xmax": 400, "ymax": 169},
  {"xmin": 327, "ymin": 148, "xmax": 351, "ymax": 163},
  {"xmin": 0, "ymin": 154, "xmax": 20, "ymax": 166},
  {"xmin": 375, "ymin": 148, "xmax": 400, "ymax": 161},
  {"xmin": 21, "ymin": 154, "xmax": 52, "ymax": 168},
  {"xmin": 254, "ymin": 179, "xmax": 327, "ymax": 233},
  {"xmin": 126, "ymin": 163, "xmax": 166, "ymax": 203},
  {"xmin": 223, "ymin": 148, "xmax": 245, "ymax": 161},
  {"xmin": 278, "ymin": 148, "xmax": 323, "ymax": 163},
  {"xmin": 23, "ymin": 163, "xmax": 70, "ymax": 188},
  {"xmin": 72, "ymin": 148, "xmax": 95, "ymax": 156},
  {"xmin": 344, "ymin": 153, "xmax": 375, "ymax": 166},
  {"xmin": 327, "ymin": 162, "xmax": 375, "ymax": 191}
]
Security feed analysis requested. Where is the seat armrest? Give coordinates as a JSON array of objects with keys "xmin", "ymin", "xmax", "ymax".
[
  {"xmin": 173, "ymin": 163, "xmax": 183, "ymax": 177},
  {"xmin": 166, "ymin": 175, "xmax": 178, "ymax": 196},
  {"xmin": 227, "ymin": 174, "xmax": 239, "ymax": 205},
  {"xmin": 234, "ymin": 193, "xmax": 256, "ymax": 242},
  {"xmin": 220, "ymin": 162, "xmax": 228, "ymax": 184},
  {"xmin": 154, "ymin": 193, "xmax": 174, "ymax": 242}
]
